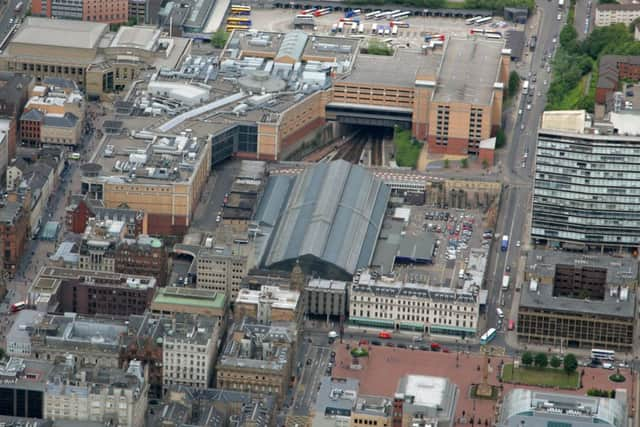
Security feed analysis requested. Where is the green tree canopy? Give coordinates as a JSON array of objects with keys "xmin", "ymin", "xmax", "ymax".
[
  {"xmin": 521, "ymin": 351, "xmax": 533, "ymax": 366},
  {"xmin": 534, "ymin": 353, "xmax": 548, "ymax": 368},
  {"xmin": 211, "ymin": 29, "xmax": 229, "ymax": 49},
  {"xmin": 508, "ymin": 71, "xmax": 520, "ymax": 96},
  {"xmin": 550, "ymin": 355, "xmax": 562, "ymax": 368},
  {"xmin": 563, "ymin": 354, "xmax": 578, "ymax": 375}
]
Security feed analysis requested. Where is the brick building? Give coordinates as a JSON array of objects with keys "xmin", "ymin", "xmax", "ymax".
[
  {"xmin": 28, "ymin": 266, "xmax": 157, "ymax": 316},
  {"xmin": 596, "ymin": 55, "xmax": 640, "ymax": 104},
  {"xmin": 32, "ymin": 0, "xmax": 129, "ymax": 24},
  {"xmin": 65, "ymin": 194, "xmax": 146, "ymax": 235},
  {"xmin": 77, "ymin": 218, "xmax": 168, "ymax": 285},
  {"xmin": 0, "ymin": 200, "xmax": 30, "ymax": 276}
]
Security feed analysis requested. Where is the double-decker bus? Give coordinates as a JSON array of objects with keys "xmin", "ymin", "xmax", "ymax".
[
  {"xmin": 591, "ymin": 349, "xmax": 615, "ymax": 361},
  {"xmin": 476, "ymin": 16, "xmax": 493, "ymax": 25},
  {"xmin": 391, "ymin": 11, "xmax": 411, "ymax": 20},
  {"xmin": 480, "ymin": 328, "xmax": 497, "ymax": 345},
  {"xmin": 230, "ymin": 4, "xmax": 251, "ymax": 15},
  {"xmin": 227, "ymin": 17, "xmax": 251, "ymax": 25}
]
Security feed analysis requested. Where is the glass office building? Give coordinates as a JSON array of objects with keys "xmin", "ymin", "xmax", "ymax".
[{"xmin": 532, "ymin": 129, "xmax": 640, "ymax": 250}]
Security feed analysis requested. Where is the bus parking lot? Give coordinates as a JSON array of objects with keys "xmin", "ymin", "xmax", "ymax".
[{"xmin": 248, "ymin": 7, "xmax": 524, "ymax": 46}]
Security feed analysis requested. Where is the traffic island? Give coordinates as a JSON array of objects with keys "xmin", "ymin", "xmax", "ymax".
[{"xmin": 609, "ymin": 373, "xmax": 626, "ymax": 383}]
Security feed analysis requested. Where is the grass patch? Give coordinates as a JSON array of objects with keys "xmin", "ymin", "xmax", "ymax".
[
  {"xmin": 552, "ymin": 75, "xmax": 588, "ymax": 110},
  {"xmin": 392, "ymin": 128, "xmax": 422, "ymax": 168},
  {"xmin": 502, "ymin": 365, "xmax": 579, "ymax": 389},
  {"xmin": 609, "ymin": 373, "xmax": 626, "ymax": 383}
]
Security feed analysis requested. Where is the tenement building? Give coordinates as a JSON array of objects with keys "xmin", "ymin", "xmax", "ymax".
[
  {"xmin": 349, "ymin": 269, "xmax": 479, "ymax": 337},
  {"xmin": 216, "ymin": 318, "xmax": 297, "ymax": 405},
  {"xmin": 532, "ymin": 110, "xmax": 640, "ymax": 250},
  {"xmin": 517, "ymin": 250, "xmax": 637, "ymax": 351},
  {"xmin": 162, "ymin": 314, "xmax": 221, "ymax": 392}
]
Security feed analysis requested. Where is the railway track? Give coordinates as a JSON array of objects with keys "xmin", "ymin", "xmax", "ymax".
[{"xmin": 371, "ymin": 136, "xmax": 382, "ymax": 166}]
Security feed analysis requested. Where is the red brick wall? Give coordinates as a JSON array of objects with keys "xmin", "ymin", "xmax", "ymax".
[
  {"xmin": 67, "ymin": 200, "xmax": 92, "ymax": 234},
  {"xmin": 280, "ymin": 117, "xmax": 325, "ymax": 149},
  {"xmin": 479, "ymin": 147, "xmax": 495, "ymax": 165},
  {"xmin": 8, "ymin": 118, "xmax": 17, "ymax": 160},
  {"xmin": 83, "ymin": 0, "xmax": 128, "ymax": 23},
  {"xmin": 31, "ymin": 0, "xmax": 45, "ymax": 15},
  {"xmin": 595, "ymin": 87, "xmax": 610, "ymax": 104},
  {"xmin": 412, "ymin": 122, "xmax": 428, "ymax": 141},
  {"xmin": 427, "ymin": 135, "xmax": 469, "ymax": 156},
  {"xmin": 147, "ymin": 213, "xmax": 188, "ymax": 237}
]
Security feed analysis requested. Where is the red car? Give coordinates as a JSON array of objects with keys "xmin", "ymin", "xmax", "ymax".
[
  {"xmin": 359, "ymin": 339, "xmax": 369, "ymax": 346},
  {"xmin": 378, "ymin": 331, "xmax": 392, "ymax": 339},
  {"xmin": 430, "ymin": 342, "xmax": 441, "ymax": 351}
]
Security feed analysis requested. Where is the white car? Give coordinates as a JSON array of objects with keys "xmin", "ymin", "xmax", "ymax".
[
  {"xmin": 215, "ymin": 215, "xmax": 221, "ymax": 223},
  {"xmin": 518, "ymin": 109, "xmax": 523, "ymax": 115},
  {"xmin": 602, "ymin": 362, "xmax": 614, "ymax": 370},
  {"xmin": 516, "ymin": 240, "xmax": 521, "ymax": 247},
  {"xmin": 526, "ymin": 104, "xmax": 532, "ymax": 110},
  {"xmin": 552, "ymin": 37, "xmax": 557, "ymax": 43},
  {"xmin": 543, "ymin": 80, "xmax": 548, "ymax": 85}
]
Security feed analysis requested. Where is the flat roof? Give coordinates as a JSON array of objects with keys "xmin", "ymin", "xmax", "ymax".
[
  {"xmin": 398, "ymin": 375, "xmax": 452, "ymax": 410},
  {"xmin": 520, "ymin": 279, "xmax": 636, "ymax": 318},
  {"xmin": 526, "ymin": 250, "xmax": 638, "ymax": 287},
  {"xmin": 110, "ymin": 26, "xmax": 161, "ymax": 51},
  {"xmin": 91, "ymin": 133, "xmax": 207, "ymax": 185},
  {"xmin": 540, "ymin": 110, "xmax": 587, "ymax": 133},
  {"xmin": 433, "ymin": 38, "xmax": 504, "ymax": 105},
  {"xmin": 11, "ymin": 17, "xmax": 108, "ymax": 50},
  {"xmin": 152, "ymin": 287, "xmax": 226, "ymax": 310},
  {"xmin": 235, "ymin": 286, "xmax": 300, "ymax": 310},
  {"xmin": 343, "ymin": 49, "xmax": 441, "ymax": 88}
]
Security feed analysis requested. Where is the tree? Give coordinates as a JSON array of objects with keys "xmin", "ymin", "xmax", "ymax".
[
  {"xmin": 521, "ymin": 351, "xmax": 533, "ymax": 367},
  {"xmin": 563, "ymin": 353, "xmax": 578, "ymax": 375},
  {"xmin": 482, "ymin": 159, "xmax": 489, "ymax": 169},
  {"xmin": 559, "ymin": 24, "xmax": 578, "ymax": 51},
  {"xmin": 550, "ymin": 355, "xmax": 562, "ymax": 368},
  {"xmin": 534, "ymin": 353, "xmax": 548, "ymax": 368},
  {"xmin": 495, "ymin": 128, "xmax": 506, "ymax": 149},
  {"xmin": 443, "ymin": 159, "xmax": 450, "ymax": 169},
  {"xmin": 211, "ymin": 29, "xmax": 229, "ymax": 49},
  {"xmin": 460, "ymin": 158, "xmax": 468, "ymax": 168},
  {"xmin": 508, "ymin": 71, "xmax": 520, "ymax": 96},
  {"xmin": 366, "ymin": 39, "xmax": 393, "ymax": 56}
]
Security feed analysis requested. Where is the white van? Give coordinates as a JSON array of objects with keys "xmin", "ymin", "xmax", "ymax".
[
  {"xmin": 458, "ymin": 269, "xmax": 465, "ymax": 279},
  {"xmin": 496, "ymin": 308, "xmax": 504, "ymax": 318}
]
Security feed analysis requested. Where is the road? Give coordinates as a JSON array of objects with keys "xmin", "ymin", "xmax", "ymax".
[
  {"xmin": 0, "ymin": 0, "xmax": 26, "ymax": 48},
  {"xmin": 573, "ymin": 0, "xmax": 593, "ymax": 40},
  {"xmin": 483, "ymin": 0, "xmax": 566, "ymax": 349}
]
